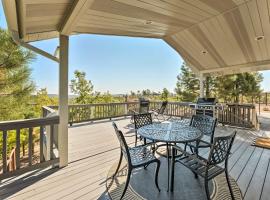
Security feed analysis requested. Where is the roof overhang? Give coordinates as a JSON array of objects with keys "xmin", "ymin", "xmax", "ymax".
[{"xmin": 2, "ymin": 0, "xmax": 270, "ymax": 75}]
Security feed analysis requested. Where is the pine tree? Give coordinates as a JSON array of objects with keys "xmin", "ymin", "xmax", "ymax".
[
  {"xmin": 175, "ymin": 63, "xmax": 199, "ymax": 102},
  {"xmin": 161, "ymin": 88, "xmax": 169, "ymax": 100},
  {"xmin": 70, "ymin": 70, "xmax": 95, "ymax": 104},
  {"xmin": 0, "ymin": 28, "xmax": 35, "ymax": 120}
]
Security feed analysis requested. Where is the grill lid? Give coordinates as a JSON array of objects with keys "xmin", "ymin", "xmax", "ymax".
[{"xmin": 196, "ymin": 98, "xmax": 217, "ymax": 105}]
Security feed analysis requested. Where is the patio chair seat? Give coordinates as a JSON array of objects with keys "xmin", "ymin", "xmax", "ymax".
[
  {"xmin": 129, "ymin": 145, "xmax": 157, "ymax": 166},
  {"xmin": 178, "ymin": 154, "xmax": 224, "ymax": 180}
]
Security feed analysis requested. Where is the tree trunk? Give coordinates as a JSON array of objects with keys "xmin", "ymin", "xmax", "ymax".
[{"xmin": 22, "ymin": 143, "xmax": 25, "ymax": 156}]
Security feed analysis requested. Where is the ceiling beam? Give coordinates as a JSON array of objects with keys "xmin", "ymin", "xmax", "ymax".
[
  {"xmin": 201, "ymin": 60, "xmax": 270, "ymax": 75},
  {"xmin": 2, "ymin": 0, "xmax": 18, "ymax": 32},
  {"xmin": 11, "ymin": 32, "xmax": 59, "ymax": 63},
  {"xmin": 60, "ymin": 0, "xmax": 95, "ymax": 35},
  {"xmin": 15, "ymin": 0, "xmax": 26, "ymax": 39}
]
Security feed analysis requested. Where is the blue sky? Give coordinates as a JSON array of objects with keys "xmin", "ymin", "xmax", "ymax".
[{"xmin": 1, "ymin": 2, "xmax": 270, "ymax": 94}]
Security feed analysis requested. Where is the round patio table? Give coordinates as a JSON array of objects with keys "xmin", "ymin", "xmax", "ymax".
[{"xmin": 137, "ymin": 121, "xmax": 202, "ymax": 191}]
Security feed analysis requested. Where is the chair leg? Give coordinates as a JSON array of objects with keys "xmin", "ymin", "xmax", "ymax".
[
  {"xmin": 204, "ymin": 177, "xmax": 211, "ymax": 200},
  {"xmin": 184, "ymin": 143, "xmax": 187, "ymax": 151},
  {"xmin": 113, "ymin": 152, "xmax": 123, "ymax": 178},
  {"xmin": 166, "ymin": 143, "xmax": 170, "ymax": 192},
  {"xmin": 135, "ymin": 134, "xmax": 137, "ymax": 146},
  {"xmin": 170, "ymin": 148, "xmax": 175, "ymax": 192},
  {"xmin": 189, "ymin": 146, "xmax": 194, "ymax": 154},
  {"xmin": 155, "ymin": 160, "xmax": 161, "ymax": 192},
  {"xmin": 120, "ymin": 167, "xmax": 132, "ymax": 200},
  {"xmin": 225, "ymin": 169, "xmax": 235, "ymax": 200}
]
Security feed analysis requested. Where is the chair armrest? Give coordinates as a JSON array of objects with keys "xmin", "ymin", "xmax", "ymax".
[
  {"xmin": 129, "ymin": 109, "xmax": 139, "ymax": 115},
  {"xmin": 197, "ymin": 140, "xmax": 212, "ymax": 148}
]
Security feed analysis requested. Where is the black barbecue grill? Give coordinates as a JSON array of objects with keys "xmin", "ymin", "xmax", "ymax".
[{"xmin": 190, "ymin": 98, "xmax": 219, "ymax": 117}]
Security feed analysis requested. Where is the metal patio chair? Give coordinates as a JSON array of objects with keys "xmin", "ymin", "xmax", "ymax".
[
  {"xmin": 134, "ymin": 112, "xmax": 153, "ymax": 146},
  {"xmin": 172, "ymin": 131, "xmax": 237, "ymax": 200},
  {"xmin": 185, "ymin": 114, "xmax": 217, "ymax": 154},
  {"xmin": 112, "ymin": 122, "xmax": 160, "ymax": 200},
  {"xmin": 150, "ymin": 101, "xmax": 171, "ymax": 122}
]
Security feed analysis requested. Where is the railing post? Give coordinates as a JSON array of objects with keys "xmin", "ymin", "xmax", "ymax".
[
  {"xmin": 16, "ymin": 129, "xmax": 20, "ymax": 169},
  {"xmin": 58, "ymin": 34, "xmax": 69, "ymax": 167},
  {"xmin": 2, "ymin": 130, "xmax": 7, "ymax": 173}
]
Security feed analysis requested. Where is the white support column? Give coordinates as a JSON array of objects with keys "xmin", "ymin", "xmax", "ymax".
[
  {"xmin": 58, "ymin": 35, "xmax": 69, "ymax": 167},
  {"xmin": 199, "ymin": 74, "xmax": 205, "ymax": 98}
]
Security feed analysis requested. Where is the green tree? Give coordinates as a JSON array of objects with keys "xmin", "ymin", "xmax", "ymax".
[
  {"xmin": 0, "ymin": 28, "xmax": 35, "ymax": 121},
  {"xmin": 33, "ymin": 88, "xmax": 58, "ymax": 117},
  {"xmin": 175, "ymin": 63, "xmax": 199, "ymax": 102},
  {"xmin": 161, "ymin": 88, "xmax": 169, "ymax": 100},
  {"xmin": 215, "ymin": 73, "xmax": 263, "ymax": 103},
  {"xmin": 70, "ymin": 70, "xmax": 95, "ymax": 104}
]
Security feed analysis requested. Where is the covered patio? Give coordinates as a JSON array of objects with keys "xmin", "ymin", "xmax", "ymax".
[
  {"xmin": 1, "ymin": 0, "xmax": 270, "ymax": 199},
  {"xmin": 0, "ymin": 115, "xmax": 270, "ymax": 200}
]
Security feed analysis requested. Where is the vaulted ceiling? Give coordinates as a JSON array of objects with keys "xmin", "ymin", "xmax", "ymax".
[{"xmin": 2, "ymin": 0, "xmax": 270, "ymax": 75}]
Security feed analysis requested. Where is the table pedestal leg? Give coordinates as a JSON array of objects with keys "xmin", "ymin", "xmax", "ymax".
[{"xmin": 166, "ymin": 143, "xmax": 170, "ymax": 192}]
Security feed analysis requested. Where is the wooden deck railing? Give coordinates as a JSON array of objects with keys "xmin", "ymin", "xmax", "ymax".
[
  {"xmin": 217, "ymin": 104, "xmax": 258, "ymax": 128},
  {"xmin": 49, "ymin": 102, "xmax": 258, "ymax": 129},
  {"xmin": 0, "ymin": 106, "xmax": 59, "ymax": 179}
]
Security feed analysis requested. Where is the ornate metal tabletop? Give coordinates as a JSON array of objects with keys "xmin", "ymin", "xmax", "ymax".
[{"xmin": 137, "ymin": 121, "xmax": 202, "ymax": 143}]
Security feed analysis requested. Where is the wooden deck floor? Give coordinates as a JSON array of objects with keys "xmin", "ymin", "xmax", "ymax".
[{"xmin": 1, "ymin": 114, "xmax": 270, "ymax": 200}]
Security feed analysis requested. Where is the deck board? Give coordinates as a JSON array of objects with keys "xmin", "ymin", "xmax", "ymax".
[{"xmin": 0, "ymin": 115, "xmax": 270, "ymax": 200}]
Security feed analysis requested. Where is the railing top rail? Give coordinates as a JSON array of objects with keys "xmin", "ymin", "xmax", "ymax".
[
  {"xmin": 49, "ymin": 101, "xmax": 192, "ymax": 108},
  {"xmin": 50, "ymin": 102, "xmax": 140, "ymax": 108},
  {"xmin": 0, "ymin": 115, "xmax": 59, "ymax": 131},
  {"xmin": 42, "ymin": 106, "xmax": 57, "ymax": 114},
  {"xmin": 226, "ymin": 103, "xmax": 255, "ymax": 108}
]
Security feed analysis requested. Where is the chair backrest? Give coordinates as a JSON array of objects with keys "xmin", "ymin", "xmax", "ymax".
[
  {"xmin": 112, "ymin": 122, "xmax": 132, "ymax": 164},
  {"xmin": 134, "ymin": 113, "xmax": 152, "ymax": 130},
  {"xmin": 208, "ymin": 131, "xmax": 237, "ymax": 166},
  {"xmin": 139, "ymin": 98, "xmax": 150, "ymax": 113},
  {"xmin": 158, "ymin": 101, "xmax": 168, "ymax": 114},
  {"xmin": 190, "ymin": 114, "xmax": 217, "ymax": 143}
]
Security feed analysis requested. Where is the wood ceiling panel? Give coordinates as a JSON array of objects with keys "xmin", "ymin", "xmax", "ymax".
[
  {"xmin": 24, "ymin": 0, "xmax": 72, "ymax": 4},
  {"xmin": 216, "ymin": 15, "xmax": 246, "ymax": 64},
  {"xmin": 257, "ymin": 0, "xmax": 270, "ymax": 58},
  {"xmin": 25, "ymin": 15, "xmax": 63, "ymax": 23},
  {"xmin": 245, "ymin": 0, "xmax": 268, "ymax": 60},
  {"xmin": 75, "ymin": 26, "xmax": 163, "ymax": 38},
  {"xmin": 79, "ymin": 11, "xmax": 182, "ymax": 36},
  {"xmin": 198, "ymin": 19, "xmax": 234, "ymax": 66},
  {"xmin": 180, "ymin": 31, "xmax": 221, "ymax": 69},
  {"xmin": 77, "ymin": 20, "xmax": 167, "ymax": 36},
  {"xmin": 162, "ymin": 0, "xmax": 213, "ymax": 18},
  {"xmin": 171, "ymin": 30, "xmax": 218, "ymax": 69},
  {"xmin": 25, "ymin": 2, "xmax": 74, "ymax": 34},
  {"xmin": 238, "ymin": 2, "xmax": 263, "ymax": 61},
  {"xmin": 188, "ymin": 25, "xmax": 227, "ymax": 68},
  {"xmin": 223, "ymin": 8, "xmax": 256, "ymax": 63},
  {"xmin": 89, "ymin": 0, "xmax": 192, "ymax": 29},
  {"xmin": 26, "ymin": 3, "xmax": 72, "ymax": 17},
  {"xmin": 26, "ymin": 24, "xmax": 57, "ymax": 33},
  {"xmin": 201, "ymin": 17, "xmax": 245, "ymax": 66},
  {"xmin": 113, "ymin": 0, "xmax": 200, "ymax": 23},
  {"xmin": 129, "ymin": 0, "xmax": 209, "ymax": 20},
  {"xmin": 180, "ymin": 0, "xmax": 220, "ymax": 15},
  {"xmin": 165, "ymin": 36, "xmax": 204, "ymax": 71},
  {"xmin": 198, "ymin": 0, "xmax": 237, "ymax": 13},
  {"xmin": 84, "ymin": 10, "xmax": 181, "ymax": 32}
]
